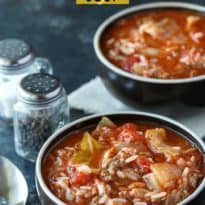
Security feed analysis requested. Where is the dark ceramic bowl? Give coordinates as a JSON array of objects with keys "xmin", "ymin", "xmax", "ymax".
[
  {"xmin": 35, "ymin": 112, "xmax": 205, "ymax": 205},
  {"xmin": 94, "ymin": 2, "xmax": 205, "ymax": 106}
]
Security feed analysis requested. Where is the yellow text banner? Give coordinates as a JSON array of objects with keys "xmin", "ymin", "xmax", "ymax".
[{"xmin": 76, "ymin": 0, "xmax": 129, "ymax": 5}]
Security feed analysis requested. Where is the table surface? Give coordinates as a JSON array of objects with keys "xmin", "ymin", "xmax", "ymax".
[{"xmin": 0, "ymin": 0, "xmax": 205, "ymax": 204}]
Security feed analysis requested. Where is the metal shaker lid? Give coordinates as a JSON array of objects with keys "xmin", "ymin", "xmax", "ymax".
[
  {"xmin": 17, "ymin": 73, "xmax": 65, "ymax": 105},
  {"xmin": 0, "ymin": 39, "xmax": 35, "ymax": 73}
]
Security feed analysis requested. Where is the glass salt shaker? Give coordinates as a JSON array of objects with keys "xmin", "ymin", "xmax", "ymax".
[
  {"xmin": 13, "ymin": 73, "xmax": 69, "ymax": 162},
  {"xmin": 0, "ymin": 38, "xmax": 53, "ymax": 121}
]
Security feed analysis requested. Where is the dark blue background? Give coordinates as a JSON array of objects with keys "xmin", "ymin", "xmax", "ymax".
[{"xmin": 0, "ymin": 0, "xmax": 204, "ymax": 204}]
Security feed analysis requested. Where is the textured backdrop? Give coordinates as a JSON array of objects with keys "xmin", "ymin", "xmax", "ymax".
[{"xmin": 0, "ymin": 0, "xmax": 204, "ymax": 204}]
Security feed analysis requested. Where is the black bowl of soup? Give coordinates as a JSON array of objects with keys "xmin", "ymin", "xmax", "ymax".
[
  {"xmin": 36, "ymin": 112, "xmax": 205, "ymax": 205},
  {"xmin": 94, "ymin": 2, "xmax": 205, "ymax": 105}
]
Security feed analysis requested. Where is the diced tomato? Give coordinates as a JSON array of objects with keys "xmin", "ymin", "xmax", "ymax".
[
  {"xmin": 117, "ymin": 123, "xmax": 144, "ymax": 142},
  {"xmin": 130, "ymin": 156, "xmax": 152, "ymax": 173},
  {"xmin": 123, "ymin": 56, "xmax": 141, "ymax": 71},
  {"xmin": 135, "ymin": 156, "xmax": 152, "ymax": 173},
  {"xmin": 123, "ymin": 56, "xmax": 147, "ymax": 72},
  {"xmin": 121, "ymin": 123, "xmax": 139, "ymax": 130},
  {"xmin": 71, "ymin": 171, "xmax": 92, "ymax": 186}
]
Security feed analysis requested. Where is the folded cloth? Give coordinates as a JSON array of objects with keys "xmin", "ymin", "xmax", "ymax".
[{"xmin": 68, "ymin": 76, "xmax": 205, "ymax": 138}]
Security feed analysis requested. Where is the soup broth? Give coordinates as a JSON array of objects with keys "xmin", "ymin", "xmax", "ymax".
[
  {"xmin": 101, "ymin": 9, "xmax": 205, "ymax": 79},
  {"xmin": 43, "ymin": 117, "xmax": 204, "ymax": 205}
]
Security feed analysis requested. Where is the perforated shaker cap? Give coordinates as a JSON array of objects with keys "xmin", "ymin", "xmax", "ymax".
[
  {"xmin": 0, "ymin": 39, "xmax": 35, "ymax": 73},
  {"xmin": 17, "ymin": 73, "xmax": 65, "ymax": 105}
]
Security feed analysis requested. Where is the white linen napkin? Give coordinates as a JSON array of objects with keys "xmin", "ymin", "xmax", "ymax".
[{"xmin": 68, "ymin": 77, "xmax": 205, "ymax": 138}]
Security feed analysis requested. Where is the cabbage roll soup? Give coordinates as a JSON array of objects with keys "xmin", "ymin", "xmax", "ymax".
[
  {"xmin": 101, "ymin": 9, "xmax": 205, "ymax": 79},
  {"xmin": 43, "ymin": 117, "xmax": 204, "ymax": 205}
]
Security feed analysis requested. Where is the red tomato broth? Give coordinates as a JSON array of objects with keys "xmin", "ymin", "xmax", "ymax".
[
  {"xmin": 101, "ymin": 9, "xmax": 205, "ymax": 79},
  {"xmin": 43, "ymin": 119, "xmax": 204, "ymax": 205}
]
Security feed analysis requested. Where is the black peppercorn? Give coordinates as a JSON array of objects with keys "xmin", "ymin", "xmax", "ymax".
[{"xmin": 14, "ymin": 73, "xmax": 69, "ymax": 162}]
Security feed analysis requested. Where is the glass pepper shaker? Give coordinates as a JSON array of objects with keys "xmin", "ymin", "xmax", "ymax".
[
  {"xmin": 0, "ymin": 38, "xmax": 53, "ymax": 121},
  {"xmin": 13, "ymin": 73, "xmax": 69, "ymax": 162}
]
